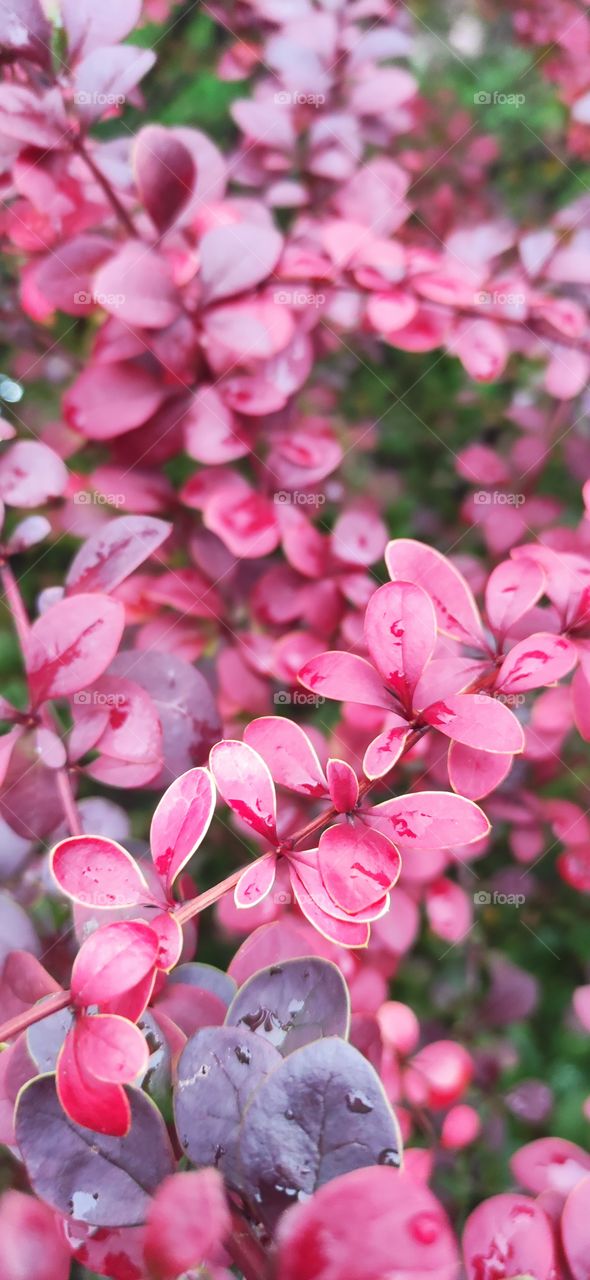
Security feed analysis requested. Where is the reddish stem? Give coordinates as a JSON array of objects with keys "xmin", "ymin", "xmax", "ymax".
[
  {"xmin": 72, "ymin": 137, "xmax": 138, "ymax": 238},
  {"xmin": 227, "ymin": 1205, "xmax": 272, "ymax": 1280},
  {"xmin": 0, "ymin": 989, "xmax": 71, "ymax": 1043},
  {"xmin": 174, "ymin": 866, "xmax": 246, "ymax": 925},
  {"xmin": 0, "ymin": 561, "xmax": 82, "ymax": 836}
]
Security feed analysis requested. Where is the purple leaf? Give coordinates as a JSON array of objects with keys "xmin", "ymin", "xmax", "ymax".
[
  {"xmin": 109, "ymin": 651, "xmax": 221, "ymax": 785},
  {"xmin": 238, "ymin": 1037, "xmax": 401, "ymax": 1229},
  {"xmin": 172, "ymin": 963, "xmax": 237, "ymax": 1009},
  {"xmin": 15, "ymin": 1076, "xmax": 174, "ymax": 1226},
  {"xmin": 225, "ymin": 957, "xmax": 350, "ymax": 1055},
  {"xmin": 133, "ymin": 125, "xmax": 196, "ymax": 232},
  {"xmin": 174, "ymin": 1025, "xmax": 281, "ymax": 1188}
]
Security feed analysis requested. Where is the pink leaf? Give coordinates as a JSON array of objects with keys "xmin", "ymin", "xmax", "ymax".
[
  {"xmin": 61, "ymin": 0, "xmax": 141, "ymax": 58},
  {"xmin": 425, "ymin": 878, "xmax": 473, "ymax": 944},
  {"xmin": 0, "ymin": 441, "xmax": 67, "ymax": 507},
  {"xmin": 276, "ymin": 1168, "xmax": 459, "ymax": 1280},
  {"xmin": 184, "ymin": 386, "xmax": 248, "ymax": 465},
  {"xmin": 71, "ymin": 920, "xmax": 159, "ymax": 1008},
  {"xmin": 496, "ymin": 632, "xmax": 578, "ymax": 693},
  {"xmin": 51, "ymin": 835, "xmax": 150, "ymax": 908},
  {"xmin": 25, "ymin": 594, "xmax": 125, "ymax": 706},
  {"xmin": 290, "ymin": 865, "xmax": 370, "ymax": 949},
  {"xmin": 235, "ymin": 854, "xmax": 277, "ymax": 908},
  {"xmin": 243, "ymin": 716, "xmax": 327, "ymax": 796},
  {"xmin": 326, "ymin": 759, "xmax": 359, "ymax": 812},
  {"xmin": 422, "ymin": 693, "xmax": 525, "ymax": 753},
  {"xmin": 299, "ymin": 651, "xmax": 396, "ymax": 710},
  {"xmin": 511, "ymin": 1137, "xmax": 590, "ymax": 1198},
  {"xmin": 209, "ymin": 740, "xmax": 278, "ymax": 843},
  {"xmin": 64, "ymin": 362, "xmax": 165, "ymax": 440},
  {"xmin": 485, "ymin": 558, "xmax": 545, "ymax": 637},
  {"xmin": 0, "ymin": 1193, "xmax": 70, "ymax": 1280},
  {"xmin": 363, "ymin": 719, "xmax": 410, "ymax": 780},
  {"xmin": 562, "ymin": 1174, "xmax": 590, "ymax": 1280},
  {"xmin": 367, "ymin": 790, "xmax": 490, "ymax": 850},
  {"xmin": 318, "ymin": 823, "xmax": 401, "ymax": 913},
  {"xmin": 463, "ymin": 1193, "xmax": 556, "ymax": 1280},
  {"xmin": 447, "ymin": 741, "xmax": 513, "ymax": 800},
  {"xmin": 204, "ymin": 488, "xmax": 280, "ymax": 559},
  {"xmin": 386, "ymin": 538, "xmax": 484, "ymax": 643},
  {"xmin": 451, "ymin": 318, "xmax": 509, "ymax": 381},
  {"xmin": 134, "ymin": 125, "xmax": 195, "ymax": 232},
  {"xmin": 74, "ymin": 1013, "xmax": 148, "ymax": 1084},
  {"xmin": 66, "ymin": 515, "xmax": 170, "ymax": 594},
  {"xmin": 144, "ymin": 1170, "xmax": 230, "ymax": 1280},
  {"xmin": 200, "ymin": 222, "xmax": 283, "ymax": 303},
  {"xmin": 93, "ymin": 243, "xmax": 180, "ymax": 329},
  {"xmin": 73, "ymin": 46, "xmax": 156, "ymax": 125},
  {"xmin": 150, "ymin": 767, "xmax": 215, "ymax": 895},
  {"xmin": 364, "ymin": 581, "xmax": 437, "ymax": 708}
]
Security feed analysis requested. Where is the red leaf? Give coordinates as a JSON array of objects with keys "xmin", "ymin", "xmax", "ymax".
[
  {"xmin": 56, "ymin": 1027, "xmax": 131, "ymax": 1136},
  {"xmin": 74, "ymin": 1014, "xmax": 148, "ymax": 1084},
  {"xmin": 71, "ymin": 921, "xmax": 159, "ymax": 1008},
  {"xmin": 25, "ymin": 594, "xmax": 125, "ymax": 706}
]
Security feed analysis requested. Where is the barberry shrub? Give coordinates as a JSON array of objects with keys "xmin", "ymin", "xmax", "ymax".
[{"xmin": 0, "ymin": 0, "xmax": 589, "ymax": 1278}]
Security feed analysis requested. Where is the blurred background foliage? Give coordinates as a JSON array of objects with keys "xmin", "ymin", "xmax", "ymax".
[{"xmin": 0, "ymin": 0, "xmax": 589, "ymax": 1243}]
